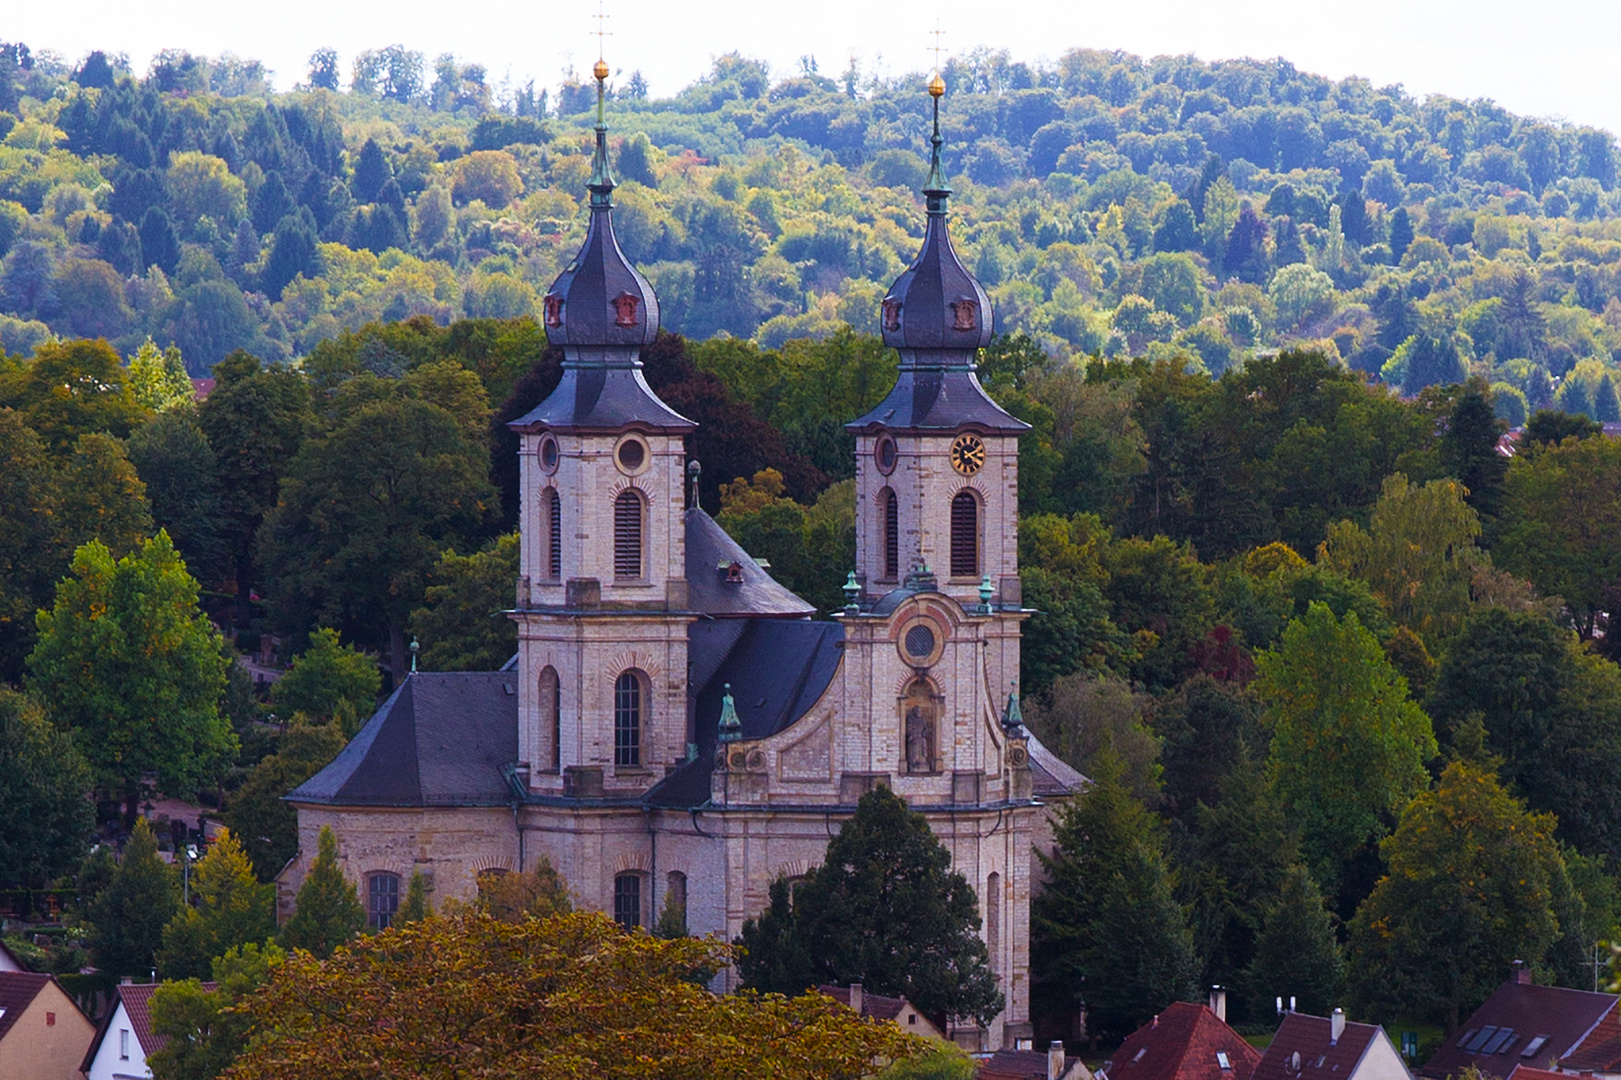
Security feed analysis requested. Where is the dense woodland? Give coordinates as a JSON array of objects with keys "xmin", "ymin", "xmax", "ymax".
[{"xmin": 3, "ymin": 35, "xmax": 1621, "ymax": 1070}]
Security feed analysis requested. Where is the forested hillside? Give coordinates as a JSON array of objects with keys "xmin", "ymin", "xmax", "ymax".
[{"xmin": 2, "ymin": 41, "xmax": 1621, "ymax": 419}]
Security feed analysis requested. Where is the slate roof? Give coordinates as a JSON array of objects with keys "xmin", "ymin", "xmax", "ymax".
[
  {"xmin": 1419, "ymin": 978, "xmax": 1617, "ymax": 1078},
  {"xmin": 685, "ymin": 508, "xmax": 818, "ymax": 618},
  {"xmin": 846, "ymin": 367, "xmax": 1029, "ymax": 434},
  {"xmin": 0, "ymin": 971, "xmax": 50, "ymax": 1044},
  {"xmin": 1028, "ymin": 735, "xmax": 1087, "ymax": 797},
  {"xmin": 1099, "ymin": 1001, "xmax": 1261, "ymax": 1080},
  {"xmin": 1253, "ymin": 1013, "xmax": 1391, "ymax": 1080},
  {"xmin": 506, "ymin": 365, "xmax": 694, "ymax": 433},
  {"xmin": 818, "ymin": 984, "xmax": 910, "ymax": 1022},
  {"xmin": 287, "ymin": 672, "xmax": 519, "ymax": 807},
  {"xmin": 645, "ymin": 618, "xmax": 846, "ymax": 809}
]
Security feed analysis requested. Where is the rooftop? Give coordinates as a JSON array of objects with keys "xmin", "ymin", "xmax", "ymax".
[
  {"xmin": 1419, "ymin": 975, "xmax": 1616, "ymax": 1079},
  {"xmin": 1253, "ymin": 1012, "xmax": 1389, "ymax": 1080},
  {"xmin": 1099, "ymin": 1001, "xmax": 1261, "ymax": 1080}
]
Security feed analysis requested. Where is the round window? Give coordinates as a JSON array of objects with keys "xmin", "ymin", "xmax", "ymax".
[
  {"xmin": 538, "ymin": 435, "xmax": 560, "ymax": 473},
  {"xmin": 874, "ymin": 433, "xmax": 898, "ymax": 475},
  {"xmin": 614, "ymin": 435, "xmax": 650, "ymax": 475},
  {"xmin": 904, "ymin": 624, "xmax": 936, "ymax": 659}
]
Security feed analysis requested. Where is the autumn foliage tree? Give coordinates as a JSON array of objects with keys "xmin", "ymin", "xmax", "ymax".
[{"xmin": 225, "ymin": 911, "xmax": 925, "ymax": 1080}]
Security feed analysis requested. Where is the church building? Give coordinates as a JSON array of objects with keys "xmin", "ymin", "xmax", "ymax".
[{"xmin": 282, "ymin": 59, "xmax": 1081, "ymax": 1051}]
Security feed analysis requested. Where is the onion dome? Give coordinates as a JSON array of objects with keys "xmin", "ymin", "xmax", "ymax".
[
  {"xmin": 512, "ymin": 58, "xmax": 691, "ymax": 434},
  {"xmin": 848, "ymin": 75, "xmax": 1025, "ymax": 435}
]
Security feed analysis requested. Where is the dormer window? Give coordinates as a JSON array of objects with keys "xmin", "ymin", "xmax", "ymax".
[
  {"xmin": 613, "ymin": 293, "xmax": 641, "ymax": 327},
  {"xmin": 950, "ymin": 298, "xmax": 978, "ymax": 331},
  {"xmin": 725, "ymin": 561, "xmax": 744, "ymax": 583},
  {"xmin": 544, "ymin": 294, "xmax": 564, "ymax": 327}
]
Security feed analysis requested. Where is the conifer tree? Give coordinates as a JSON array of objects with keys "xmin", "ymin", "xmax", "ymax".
[
  {"xmin": 127, "ymin": 339, "xmax": 194, "ymax": 412},
  {"xmin": 398, "ymin": 870, "xmax": 431, "ymax": 924},
  {"xmin": 89, "ymin": 819, "xmax": 181, "ymax": 977},
  {"xmin": 1389, "ymin": 207, "xmax": 1415, "ymax": 262},
  {"xmin": 352, "ymin": 138, "xmax": 392, "ymax": 203},
  {"xmin": 1243, "ymin": 864, "xmax": 1344, "ymax": 1015},
  {"xmin": 282, "ymin": 826, "xmax": 364, "ymax": 958},
  {"xmin": 1439, "ymin": 379, "xmax": 1508, "ymax": 519},
  {"xmin": 158, "ymin": 828, "xmax": 277, "ymax": 979}
]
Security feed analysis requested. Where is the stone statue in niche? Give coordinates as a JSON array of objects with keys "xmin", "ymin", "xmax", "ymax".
[{"xmin": 903, "ymin": 681, "xmax": 936, "ymax": 773}]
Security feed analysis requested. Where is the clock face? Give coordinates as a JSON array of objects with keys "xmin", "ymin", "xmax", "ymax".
[{"xmin": 950, "ymin": 433, "xmax": 986, "ymax": 476}]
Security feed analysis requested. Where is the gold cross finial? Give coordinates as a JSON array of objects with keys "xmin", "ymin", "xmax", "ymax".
[
  {"xmin": 592, "ymin": 0, "xmax": 610, "ymax": 81},
  {"xmin": 929, "ymin": 23, "xmax": 945, "ymax": 78}
]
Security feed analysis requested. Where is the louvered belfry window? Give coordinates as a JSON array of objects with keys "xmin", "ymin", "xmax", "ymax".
[
  {"xmin": 614, "ymin": 489, "xmax": 643, "ymax": 579},
  {"xmin": 950, "ymin": 490, "xmax": 979, "ymax": 577},
  {"xmin": 883, "ymin": 488, "xmax": 899, "ymax": 579},
  {"xmin": 547, "ymin": 489, "xmax": 562, "ymax": 579}
]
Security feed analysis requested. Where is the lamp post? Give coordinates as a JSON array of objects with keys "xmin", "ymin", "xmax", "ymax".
[{"xmin": 183, "ymin": 844, "xmax": 197, "ymax": 905}]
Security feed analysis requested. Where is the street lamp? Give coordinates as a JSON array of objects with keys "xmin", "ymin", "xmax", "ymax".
[{"xmin": 183, "ymin": 844, "xmax": 198, "ymax": 905}]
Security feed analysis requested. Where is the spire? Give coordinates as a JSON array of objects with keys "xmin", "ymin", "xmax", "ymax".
[
  {"xmin": 923, "ymin": 72, "xmax": 950, "ymax": 214},
  {"xmin": 1001, "ymin": 682, "xmax": 1024, "ymax": 733},
  {"xmin": 717, "ymin": 683, "xmax": 742, "ymax": 743},
  {"xmin": 587, "ymin": 57, "xmax": 615, "ymax": 208}
]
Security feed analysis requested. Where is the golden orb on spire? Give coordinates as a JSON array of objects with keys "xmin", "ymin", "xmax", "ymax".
[
  {"xmin": 928, "ymin": 72, "xmax": 945, "ymax": 98},
  {"xmin": 593, "ymin": 58, "xmax": 610, "ymax": 82}
]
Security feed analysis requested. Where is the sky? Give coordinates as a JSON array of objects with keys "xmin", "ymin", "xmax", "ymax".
[{"xmin": 9, "ymin": 0, "xmax": 1621, "ymax": 135}]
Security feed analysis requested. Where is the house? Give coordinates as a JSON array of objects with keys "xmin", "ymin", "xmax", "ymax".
[
  {"xmin": 1254, "ymin": 1009, "xmax": 1411, "ymax": 1080},
  {"xmin": 1098, "ymin": 997, "xmax": 1262, "ymax": 1080},
  {"xmin": 1506, "ymin": 1068, "xmax": 1567, "ymax": 1080},
  {"xmin": 1418, "ymin": 965, "xmax": 1617, "ymax": 1079},
  {"xmin": 1556, "ymin": 1005, "xmax": 1621, "ymax": 1077},
  {"xmin": 981, "ymin": 1041, "xmax": 1094, "ymax": 1080},
  {"xmin": 82, "ymin": 982, "xmax": 214, "ymax": 1080},
  {"xmin": 0, "ymin": 970, "xmax": 95, "ymax": 1080},
  {"xmin": 0, "ymin": 939, "xmax": 25, "ymax": 972},
  {"xmin": 819, "ymin": 984, "xmax": 947, "ymax": 1041}
]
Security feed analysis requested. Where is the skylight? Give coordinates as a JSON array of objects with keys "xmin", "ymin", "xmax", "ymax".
[
  {"xmin": 1455, "ymin": 1031, "xmax": 1477, "ymax": 1049},
  {"xmin": 1134, "ymin": 1048, "xmax": 1149, "ymax": 1063},
  {"xmin": 1218, "ymin": 1052, "xmax": 1232, "ymax": 1070},
  {"xmin": 1482, "ymin": 1029, "xmax": 1515, "ymax": 1055},
  {"xmin": 1465, "ymin": 1027, "xmax": 1498, "ymax": 1053},
  {"xmin": 1522, "ymin": 1037, "xmax": 1549, "ymax": 1059}
]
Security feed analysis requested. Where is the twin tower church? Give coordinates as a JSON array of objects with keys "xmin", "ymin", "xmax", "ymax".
[{"xmin": 283, "ymin": 61, "xmax": 1080, "ymax": 1050}]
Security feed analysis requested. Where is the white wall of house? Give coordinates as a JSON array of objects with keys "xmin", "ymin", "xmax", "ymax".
[{"xmin": 84, "ymin": 1001, "xmax": 150, "ymax": 1080}]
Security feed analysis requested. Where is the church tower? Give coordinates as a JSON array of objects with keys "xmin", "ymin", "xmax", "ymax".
[
  {"xmin": 847, "ymin": 73, "xmax": 1029, "ymax": 693},
  {"xmin": 508, "ymin": 58, "xmax": 695, "ymax": 798}
]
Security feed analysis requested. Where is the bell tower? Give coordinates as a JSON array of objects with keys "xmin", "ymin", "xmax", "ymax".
[
  {"xmin": 508, "ymin": 57, "xmax": 695, "ymax": 797},
  {"xmin": 847, "ymin": 72, "xmax": 1029, "ymax": 615}
]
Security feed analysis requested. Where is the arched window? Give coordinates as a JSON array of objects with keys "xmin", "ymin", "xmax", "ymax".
[
  {"xmin": 539, "ymin": 666, "xmax": 560, "ymax": 771},
  {"xmin": 613, "ymin": 872, "xmax": 642, "ymax": 929},
  {"xmin": 985, "ymin": 871, "xmax": 1001, "ymax": 970},
  {"xmin": 950, "ymin": 489, "xmax": 979, "ymax": 578},
  {"xmin": 614, "ymin": 670, "xmax": 642, "ymax": 767},
  {"xmin": 614, "ymin": 489, "xmax": 644, "ymax": 580},
  {"xmin": 882, "ymin": 487, "xmax": 899, "ymax": 579},
  {"xmin": 368, "ymin": 872, "xmax": 400, "ymax": 931},
  {"xmin": 547, "ymin": 488, "xmax": 562, "ymax": 579},
  {"xmin": 664, "ymin": 870, "xmax": 688, "ymax": 934}
]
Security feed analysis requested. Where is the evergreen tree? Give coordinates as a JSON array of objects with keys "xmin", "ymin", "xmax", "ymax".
[
  {"xmin": 1272, "ymin": 215, "xmax": 1305, "ymax": 266},
  {"xmin": 1402, "ymin": 334, "xmax": 1467, "ymax": 395},
  {"xmin": 158, "ymin": 829, "xmax": 277, "ymax": 979},
  {"xmin": 251, "ymin": 171, "xmax": 295, "ymax": 234},
  {"xmin": 1596, "ymin": 373, "xmax": 1621, "ymax": 422},
  {"xmin": 89, "ymin": 819, "xmax": 181, "ymax": 977},
  {"xmin": 138, "ymin": 206, "xmax": 180, "ymax": 274},
  {"xmin": 1243, "ymin": 864, "xmax": 1344, "ymax": 1016},
  {"xmin": 0, "ymin": 687, "xmax": 93, "ymax": 889},
  {"xmin": 737, "ymin": 786, "xmax": 1002, "ymax": 1026},
  {"xmin": 1033, "ymin": 752, "xmax": 1198, "ymax": 1041},
  {"xmin": 262, "ymin": 209, "xmax": 318, "ymax": 300},
  {"xmin": 1388, "ymin": 207, "xmax": 1414, "ymax": 262},
  {"xmin": 1338, "ymin": 189, "xmax": 1370, "ymax": 246},
  {"xmin": 352, "ymin": 138, "xmax": 392, "ymax": 203},
  {"xmin": 1223, "ymin": 204, "xmax": 1270, "ymax": 283},
  {"xmin": 281, "ymin": 825, "xmax": 364, "ymax": 958},
  {"xmin": 398, "ymin": 870, "xmax": 431, "ymax": 924},
  {"xmin": 1523, "ymin": 407, "xmax": 1599, "ymax": 445},
  {"xmin": 96, "ymin": 219, "xmax": 142, "ymax": 276},
  {"xmin": 1500, "ymin": 270, "xmax": 1545, "ymax": 361},
  {"xmin": 126, "ymin": 411, "xmax": 228, "ymax": 589},
  {"xmin": 1439, "ymin": 379, "xmax": 1508, "ymax": 519},
  {"xmin": 654, "ymin": 889, "xmax": 689, "ymax": 939},
  {"xmin": 1153, "ymin": 200, "xmax": 1200, "ymax": 253},
  {"xmin": 127, "ymin": 339, "xmax": 193, "ymax": 412},
  {"xmin": 1558, "ymin": 375, "xmax": 1594, "ymax": 418}
]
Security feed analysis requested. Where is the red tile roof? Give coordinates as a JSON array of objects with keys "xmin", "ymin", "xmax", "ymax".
[
  {"xmin": 0, "ymin": 971, "xmax": 51, "ymax": 1044},
  {"xmin": 1253, "ymin": 1013, "xmax": 1384, "ymax": 1080},
  {"xmin": 818, "ymin": 984, "xmax": 910, "ymax": 1022},
  {"xmin": 1504, "ymin": 1067, "xmax": 1565, "ymax": 1080},
  {"xmin": 1543, "ymin": 1000, "xmax": 1621, "ymax": 1073},
  {"xmin": 1100, "ymin": 1002, "xmax": 1261, "ymax": 1080},
  {"xmin": 81, "ymin": 981, "xmax": 216, "ymax": 1073},
  {"xmin": 1418, "ymin": 979, "xmax": 1616, "ymax": 1079}
]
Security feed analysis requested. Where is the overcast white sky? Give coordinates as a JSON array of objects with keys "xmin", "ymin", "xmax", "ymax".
[{"xmin": 9, "ymin": 0, "xmax": 1621, "ymax": 134}]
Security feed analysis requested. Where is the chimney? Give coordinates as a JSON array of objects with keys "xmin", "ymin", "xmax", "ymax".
[
  {"xmin": 1049, "ymin": 1040, "xmax": 1066, "ymax": 1080},
  {"xmin": 849, "ymin": 983, "xmax": 863, "ymax": 1015},
  {"xmin": 1512, "ymin": 960, "xmax": 1531, "ymax": 985},
  {"xmin": 1209, "ymin": 986, "xmax": 1227, "ymax": 1023},
  {"xmin": 1331, "ymin": 1008, "xmax": 1346, "ymax": 1045}
]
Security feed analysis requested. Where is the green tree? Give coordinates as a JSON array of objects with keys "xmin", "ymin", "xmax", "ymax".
[
  {"xmin": 1255, "ymin": 603, "xmax": 1436, "ymax": 895},
  {"xmin": 56, "ymin": 432, "xmax": 155, "ymax": 558},
  {"xmin": 0, "ymin": 411, "xmax": 64, "ymax": 680},
  {"xmin": 474, "ymin": 855, "xmax": 572, "ymax": 923},
  {"xmin": 259, "ymin": 393, "xmax": 495, "ymax": 682},
  {"xmin": 737, "ymin": 786, "xmax": 1002, "ymax": 1026},
  {"xmin": 149, "ymin": 941, "xmax": 285, "ymax": 1080},
  {"xmin": 127, "ymin": 411, "xmax": 227, "ymax": 589},
  {"xmin": 157, "ymin": 828, "xmax": 277, "ymax": 979},
  {"xmin": 28, "ymin": 533, "xmax": 234, "ymax": 824},
  {"xmin": 88, "ymin": 819, "xmax": 180, "ymax": 977},
  {"xmin": 1348, "ymin": 760, "xmax": 1569, "ymax": 1029},
  {"xmin": 226, "ymin": 720, "xmax": 347, "ymax": 882},
  {"xmin": 1243, "ymin": 863, "xmax": 1344, "ymax": 1016},
  {"xmin": 409, "ymin": 532, "xmax": 519, "ymax": 672},
  {"xmin": 1032, "ymin": 752, "xmax": 1198, "ymax": 1041},
  {"xmin": 398, "ymin": 871, "xmax": 431, "ymax": 924},
  {"xmin": 281, "ymin": 825, "xmax": 365, "ymax": 958},
  {"xmin": 0, "ymin": 687, "xmax": 93, "ymax": 888},
  {"xmin": 1018, "ymin": 513, "xmax": 1128, "ymax": 694},
  {"xmin": 270, "ymin": 628, "xmax": 380, "ymax": 730},
  {"xmin": 128, "ymin": 339, "xmax": 195, "ymax": 412},
  {"xmin": 8, "ymin": 338, "xmax": 147, "ymax": 450},
  {"xmin": 1439, "ymin": 379, "xmax": 1508, "ymax": 520}
]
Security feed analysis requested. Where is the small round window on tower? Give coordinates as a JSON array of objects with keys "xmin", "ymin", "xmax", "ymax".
[
  {"xmin": 874, "ymin": 433, "xmax": 898, "ymax": 475},
  {"xmin": 614, "ymin": 434, "xmax": 649, "ymax": 475},
  {"xmin": 538, "ymin": 435, "xmax": 560, "ymax": 473},
  {"xmin": 905, "ymin": 624, "xmax": 936, "ymax": 659}
]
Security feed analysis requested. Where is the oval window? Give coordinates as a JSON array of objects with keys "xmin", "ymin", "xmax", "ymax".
[
  {"xmin": 538, "ymin": 435, "xmax": 560, "ymax": 473},
  {"xmin": 874, "ymin": 433, "xmax": 898, "ymax": 475}
]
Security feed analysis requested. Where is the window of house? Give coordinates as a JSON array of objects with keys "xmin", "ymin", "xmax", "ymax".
[
  {"xmin": 540, "ymin": 666, "xmax": 561, "ymax": 771},
  {"xmin": 547, "ymin": 488, "xmax": 562, "ymax": 579},
  {"xmin": 613, "ymin": 872, "xmax": 642, "ymax": 929},
  {"xmin": 882, "ymin": 488, "xmax": 899, "ymax": 579},
  {"xmin": 120, "ymin": 1029, "xmax": 130, "ymax": 1059},
  {"xmin": 950, "ymin": 490, "xmax": 979, "ymax": 577},
  {"xmin": 368, "ymin": 872, "xmax": 400, "ymax": 930},
  {"xmin": 614, "ymin": 489, "xmax": 644, "ymax": 579},
  {"xmin": 614, "ymin": 671, "xmax": 642, "ymax": 767},
  {"xmin": 664, "ymin": 870, "xmax": 688, "ymax": 933}
]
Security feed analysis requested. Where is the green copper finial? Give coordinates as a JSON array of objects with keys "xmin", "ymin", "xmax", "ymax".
[
  {"xmin": 718, "ymin": 683, "xmax": 742, "ymax": 743},
  {"xmin": 979, "ymin": 573, "xmax": 994, "ymax": 613},
  {"xmin": 588, "ymin": 55, "xmax": 615, "ymax": 208},
  {"xmin": 923, "ymin": 72, "xmax": 950, "ymax": 214},
  {"xmin": 409, "ymin": 635, "xmax": 419, "ymax": 673},
  {"xmin": 843, "ymin": 571, "xmax": 861, "ymax": 613},
  {"xmin": 1002, "ymin": 681, "xmax": 1024, "ymax": 732}
]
